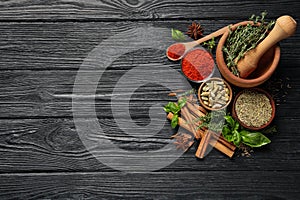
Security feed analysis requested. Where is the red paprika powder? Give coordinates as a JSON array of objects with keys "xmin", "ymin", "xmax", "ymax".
[
  {"xmin": 181, "ymin": 48, "xmax": 214, "ymax": 82},
  {"xmin": 167, "ymin": 43, "xmax": 186, "ymax": 60}
]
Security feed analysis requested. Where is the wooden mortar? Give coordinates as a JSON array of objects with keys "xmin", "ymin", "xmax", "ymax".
[{"xmin": 237, "ymin": 15, "xmax": 297, "ymax": 78}]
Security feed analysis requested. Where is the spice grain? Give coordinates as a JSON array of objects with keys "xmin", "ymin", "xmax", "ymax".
[{"xmin": 235, "ymin": 90, "xmax": 272, "ymax": 128}]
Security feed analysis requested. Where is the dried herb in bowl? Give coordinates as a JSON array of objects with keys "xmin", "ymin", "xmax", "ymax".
[
  {"xmin": 222, "ymin": 12, "xmax": 275, "ymax": 76},
  {"xmin": 233, "ymin": 88, "xmax": 275, "ymax": 129}
]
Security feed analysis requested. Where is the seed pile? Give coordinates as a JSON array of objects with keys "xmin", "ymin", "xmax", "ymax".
[
  {"xmin": 200, "ymin": 80, "xmax": 230, "ymax": 109},
  {"xmin": 235, "ymin": 90, "xmax": 272, "ymax": 127}
]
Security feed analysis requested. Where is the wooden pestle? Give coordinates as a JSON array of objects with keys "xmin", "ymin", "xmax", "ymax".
[{"xmin": 237, "ymin": 15, "xmax": 297, "ymax": 78}]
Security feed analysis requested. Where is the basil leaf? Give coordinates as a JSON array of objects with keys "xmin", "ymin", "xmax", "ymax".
[
  {"xmin": 163, "ymin": 102, "xmax": 172, "ymax": 112},
  {"xmin": 178, "ymin": 97, "xmax": 187, "ymax": 109},
  {"xmin": 233, "ymin": 130, "xmax": 241, "ymax": 146},
  {"xmin": 222, "ymin": 125, "xmax": 233, "ymax": 142},
  {"xmin": 224, "ymin": 116, "xmax": 235, "ymax": 128},
  {"xmin": 234, "ymin": 121, "xmax": 240, "ymax": 131},
  {"xmin": 171, "ymin": 114, "xmax": 179, "ymax": 128},
  {"xmin": 240, "ymin": 130, "xmax": 271, "ymax": 147},
  {"xmin": 222, "ymin": 125, "xmax": 231, "ymax": 136},
  {"xmin": 164, "ymin": 102, "xmax": 179, "ymax": 114},
  {"xmin": 171, "ymin": 28, "xmax": 186, "ymax": 41}
]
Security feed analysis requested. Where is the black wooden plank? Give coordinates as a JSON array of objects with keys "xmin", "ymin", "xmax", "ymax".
[
  {"xmin": 0, "ymin": 0, "xmax": 298, "ymax": 21},
  {"xmin": 0, "ymin": 66, "xmax": 299, "ymax": 118},
  {"xmin": 0, "ymin": 1, "xmax": 298, "ymax": 200},
  {"xmin": 0, "ymin": 19, "xmax": 298, "ymax": 174},
  {"xmin": 0, "ymin": 21, "xmax": 298, "ymax": 70},
  {"xmin": 0, "ymin": 171, "xmax": 298, "ymax": 199},
  {"xmin": 0, "ymin": 116, "xmax": 299, "ymax": 173}
]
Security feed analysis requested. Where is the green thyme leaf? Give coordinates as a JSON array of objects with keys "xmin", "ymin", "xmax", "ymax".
[
  {"xmin": 171, "ymin": 28, "xmax": 187, "ymax": 41},
  {"xmin": 203, "ymin": 37, "xmax": 216, "ymax": 51}
]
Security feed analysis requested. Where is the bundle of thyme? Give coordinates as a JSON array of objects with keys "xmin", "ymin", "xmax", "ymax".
[{"xmin": 223, "ymin": 12, "xmax": 275, "ymax": 76}]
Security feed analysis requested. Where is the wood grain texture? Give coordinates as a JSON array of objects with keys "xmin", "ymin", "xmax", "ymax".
[
  {"xmin": 0, "ymin": 67, "xmax": 299, "ymax": 118},
  {"xmin": 0, "ymin": 0, "xmax": 298, "ymax": 21},
  {"xmin": 0, "ymin": 112, "xmax": 299, "ymax": 172},
  {"xmin": 0, "ymin": 0, "xmax": 299, "ymax": 199},
  {"xmin": 0, "ymin": 44, "xmax": 299, "ymax": 173},
  {"xmin": 0, "ymin": 171, "xmax": 299, "ymax": 199},
  {"xmin": 0, "ymin": 21, "xmax": 299, "ymax": 70}
]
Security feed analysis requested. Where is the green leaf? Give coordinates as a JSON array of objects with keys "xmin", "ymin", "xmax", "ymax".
[
  {"xmin": 164, "ymin": 102, "xmax": 179, "ymax": 113},
  {"xmin": 163, "ymin": 102, "xmax": 173, "ymax": 113},
  {"xmin": 222, "ymin": 125, "xmax": 233, "ymax": 141},
  {"xmin": 222, "ymin": 125, "xmax": 231, "ymax": 136},
  {"xmin": 171, "ymin": 28, "xmax": 186, "ymax": 41},
  {"xmin": 174, "ymin": 106, "xmax": 181, "ymax": 114},
  {"xmin": 234, "ymin": 121, "xmax": 240, "ymax": 131},
  {"xmin": 163, "ymin": 103, "xmax": 171, "ymax": 113},
  {"xmin": 224, "ymin": 115, "xmax": 235, "ymax": 128},
  {"xmin": 203, "ymin": 37, "xmax": 216, "ymax": 51},
  {"xmin": 178, "ymin": 97, "xmax": 187, "ymax": 109},
  {"xmin": 240, "ymin": 130, "xmax": 271, "ymax": 147},
  {"xmin": 233, "ymin": 130, "xmax": 241, "ymax": 146},
  {"xmin": 171, "ymin": 114, "xmax": 179, "ymax": 128}
]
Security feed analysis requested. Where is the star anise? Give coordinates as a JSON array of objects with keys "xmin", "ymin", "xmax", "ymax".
[
  {"xmin": 171, "ymin": 132, "xmax": 194, "ymax": 151},
  {"xmin": 187, "ymin": 22, "xmax": 204, "ymax": 40}
]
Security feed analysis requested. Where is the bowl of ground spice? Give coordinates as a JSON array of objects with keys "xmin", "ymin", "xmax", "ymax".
[
  {"xmin": 181, "ymin": 47, "xmax": 215, "ymax": 83},
  {"xmin": 232, "ymin": 88, "xmax": 275, "ymax": 130}
]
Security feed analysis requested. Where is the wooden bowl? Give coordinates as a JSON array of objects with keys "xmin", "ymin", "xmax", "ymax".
[
  {"xmin": 216, "ymin": 21, "xmax": 281, "ymax": 88},
  {"xmin": 232, "ymin": 88, "xmax": 275, "ymax": 130},
  {"xmin": 198, "ymin": 77, "xmax": 233, "ymax": 111}
]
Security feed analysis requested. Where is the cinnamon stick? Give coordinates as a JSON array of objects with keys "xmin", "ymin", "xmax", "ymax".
[
  {"xmin": 186, "ymin": 102, "xmax": 236, "ymax": 151},
  {"xmin": 181, "ymin": 106, "xmax": 200, "ymax": 139},
  {"xmin": 167, "ymin": 112, "xmax": 235, "ymax": 157},
  {"xmin": 210, "ymin": 138, "xmax": 235, "ymax": 158},
  {"xmin": 167, "ymin": 112, "xmax": 191, "ymax": 134},
  {"xmin": 198, "ymin": 128, "xmax": 235, "ymax": 157},
  {"xmin": 186, "ymin": 94, "xmax": 198, "ymax": 104},
  {"xmin": 186, "ymin": 95, "xmax": 208, "ymax": 115},
  {"xmin": 194, "ymin": 104, "xmax": 208, "ymax": 115},
  {"xmin": 186, "ymin": 102, "xmax": 206, "ymax": 117},
  {"xmin": 216, "ymin": 134, "xmax": 236, "ymax": 151},
  {"xmin": 195, "ymin": 130, "xmax": 212, "ymax": 158}
]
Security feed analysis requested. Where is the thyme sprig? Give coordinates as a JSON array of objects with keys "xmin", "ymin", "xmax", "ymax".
[
  {"xmin": 203, "ymin": 37, "xmax": 216, "ymax": 52},
  {"xmin": 223, "ymin": 11, "xmax": 275, "ymax": 76},
  {"xmin": 197, "ymin": 109, "xmax": 226, "ymax": 132}
]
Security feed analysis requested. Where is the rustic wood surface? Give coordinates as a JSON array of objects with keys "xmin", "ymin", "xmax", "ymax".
[{"xmin": 0, "ymin": 0, "xmax": 299, "ymax": 199}]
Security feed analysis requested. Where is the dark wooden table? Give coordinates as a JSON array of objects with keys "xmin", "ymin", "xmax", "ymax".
[{"xmin": 0, "ymin": 1, "xmax": 299, "ymax": 199}]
